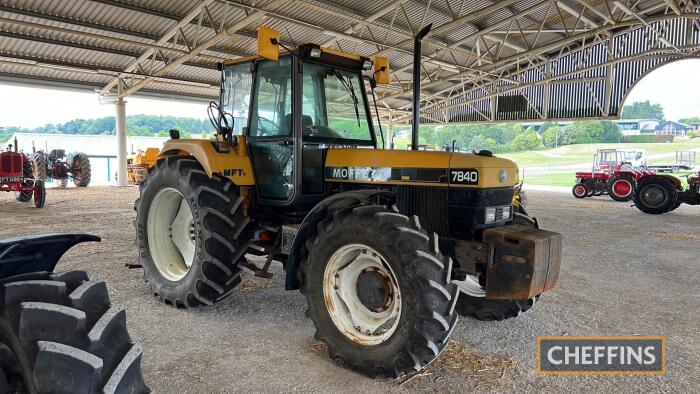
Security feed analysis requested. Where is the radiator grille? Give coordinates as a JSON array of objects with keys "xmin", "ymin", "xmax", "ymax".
[
  {"xmin": 396, "ymin": 186, "xmax": 449, "ymax": 236},
  {"xmin": 0, "ymin": 153, "xmax": 22, "ymax": 175}
]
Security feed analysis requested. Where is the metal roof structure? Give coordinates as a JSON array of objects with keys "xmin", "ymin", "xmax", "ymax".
[{"xmin": 0, "ymin": 0, "xmax": 699, "ymax": 124}]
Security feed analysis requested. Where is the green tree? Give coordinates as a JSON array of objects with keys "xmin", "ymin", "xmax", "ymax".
[
  {"xmin": 542, "ymin": 124, "xmax": 562, "ymax": 147},
  {"xmin": 511, "ymin": 131, "xmax": 540, "ymax": 151},
  {"xmin": 679, "ymin": 116, "xmax": 700, "ymax": 126},
  {"xmin": 600, "ymin": 121, "xmax": 622, "ymax": 143},
  {"xmin": 621, "ymin": 100, "xmax": 665, "ymax": 121}
]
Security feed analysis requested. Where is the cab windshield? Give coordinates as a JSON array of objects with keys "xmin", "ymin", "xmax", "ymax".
[{"xmin": 301, "ymin": 61, "xmax": 373, "ymax": 144}]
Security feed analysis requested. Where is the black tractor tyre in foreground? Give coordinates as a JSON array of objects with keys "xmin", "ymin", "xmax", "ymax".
[{"xmin": 0, "ymin": 235, "xmax": 149, "ymax": 393}]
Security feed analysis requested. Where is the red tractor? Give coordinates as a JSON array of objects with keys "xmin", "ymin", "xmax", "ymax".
[
  {"xmin": 572, "ymin": 149, "xmax": 655, "ymax": 202},
  {"xmin": 634, "ymin": 172, "xmax": 700, "ymax": 214},
  {"xmin": 0, "ymin": 138, "xmax": 45, "ymax": 208}
]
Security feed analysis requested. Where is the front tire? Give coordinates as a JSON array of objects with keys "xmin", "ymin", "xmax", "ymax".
[
  {"xmin": 633, "ymin": 176, "xmax": 679, "ymax": 214},
  {"xmin": 454, "ymin": 212, "xmax": 540, "ymax": 321},
  {"xmin": 301, "ymin": 205, "xmax": 458, "ymax": 378},
  {"xmin": 572, "ymin": 183, "xmax": 588, "ymax": 199},
  {"xmin": 135, "ymin": 156, "xmax": 250, "ymax": 308},
  {"xmin": 0, "ymin": 271, "xmax": 149, "ymax": 393},
  {"xmin": 33, "ymin": 180, "xmax": 45, "ymax": 208}
]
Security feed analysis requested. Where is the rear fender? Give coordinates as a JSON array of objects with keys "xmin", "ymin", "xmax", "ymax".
[
  {"xmin": 0, "ymin": 234, "xmax": 100, "ymax": 279},
  {"xmin": 285, "ymin": 189, "xmax": 394, "ymax": 290},
  {"xmin": 158, "ymin": 137, "xmax": 255, "ymax": 185},
  {"xmin": 655, "ymin": 174, "xmax": 683, "ymax": 190}
]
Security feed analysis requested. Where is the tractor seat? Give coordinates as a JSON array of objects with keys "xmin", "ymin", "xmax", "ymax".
[{"xmin": 281, "ymin": 114, "xmax": 314, "ymax": 135}]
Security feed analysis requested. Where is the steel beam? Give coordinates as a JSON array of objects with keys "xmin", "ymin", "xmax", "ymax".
[
  {"xmin": 101, "ymin": 0, "xmax": 216, "ymax": 95},
  {"xmin": 118, "ymin": 0, "xmax": 291, "ymax": 98}
]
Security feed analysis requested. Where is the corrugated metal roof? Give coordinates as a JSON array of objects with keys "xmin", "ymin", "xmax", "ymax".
[{"xmin": 0, "ymin": 0, "xmax": 691, "ymax": 119}]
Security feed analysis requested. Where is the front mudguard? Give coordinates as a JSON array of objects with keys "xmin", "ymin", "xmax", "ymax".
[
  {"xmin": 285, "ymin": 190, "xmax": 394, "ymax": 290},
  {"xmin": 0, "ymin": 234, "xmax": 100, "ymax": 279}
]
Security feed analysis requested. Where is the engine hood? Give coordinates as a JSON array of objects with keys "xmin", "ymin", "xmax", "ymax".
[{"xmin": 325, "ymin": 148, "xmax": 519, "ymax": 188}]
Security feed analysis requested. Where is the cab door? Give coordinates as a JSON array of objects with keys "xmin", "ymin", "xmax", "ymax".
[{"xmin": 247, "ymin": 56, "xmax": 296, "ymax": 202}]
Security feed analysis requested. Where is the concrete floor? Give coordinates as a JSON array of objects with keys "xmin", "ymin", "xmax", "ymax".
[{"xmin": 1, "ymin": 186, "xmax": 698, "ymax": 393}]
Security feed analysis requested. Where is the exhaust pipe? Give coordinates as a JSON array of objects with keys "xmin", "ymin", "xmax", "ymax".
[{"xmin": 411, "ymin": 24, "xmax": 432, "ymax": 151}]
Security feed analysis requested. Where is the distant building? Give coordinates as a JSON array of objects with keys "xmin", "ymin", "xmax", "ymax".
[
  {"xmin": 520, "ymin": 118, "xmax": 695, "ymax": 136},
  {"xmin": 616, "ymin": 119, "xmax": 660, "ymax": 136},
  {"xmin": 655, "ymin": 121, "xmax": 693, "ymax": 136}
]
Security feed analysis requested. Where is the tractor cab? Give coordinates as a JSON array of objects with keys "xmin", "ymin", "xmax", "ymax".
[
  {"xmin": 594, "ymin": 148, "xmax": 646, "ymax": 172},
  {"xmin": 219, "ymin": 38, "xmax": 384, "ymax": 208}
]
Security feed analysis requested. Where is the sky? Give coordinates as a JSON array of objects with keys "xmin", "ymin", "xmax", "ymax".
[
  {"xmin": 624, "ymin": 59, "xmax": 700, "ymax": 121},
  {"xmin": 0, "ymin": 59, "xmax": 699, "ymax": 129},
  {"xmin": 0, "ymin": 85, "xmax": 209, "ymax": 129}
]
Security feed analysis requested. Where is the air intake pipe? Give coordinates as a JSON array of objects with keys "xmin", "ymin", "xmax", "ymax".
[{"xmin": 411, "ymin": 24, "xmax": 432, "ymax": 151}]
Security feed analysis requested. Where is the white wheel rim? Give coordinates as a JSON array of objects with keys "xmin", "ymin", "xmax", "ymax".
[
  {"xmin": 453, "ymin": 275, "xmax": 486, "ymax": 297},
  {"xmin": 147, "ymin": 187, "xmax": 195, "ymax": 281},
  {"xmin": 323, "ymin": 244, "xmax": 402, "ymax": 346}
]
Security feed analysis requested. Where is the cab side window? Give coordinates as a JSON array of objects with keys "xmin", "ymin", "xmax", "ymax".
[{"xmin": 249, "ymin": 56, "xmax": 293, "ymax": 137}]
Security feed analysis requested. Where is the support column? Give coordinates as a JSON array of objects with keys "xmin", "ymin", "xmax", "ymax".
[
  {"xmin": 116, "ymin": 98, "xmax": 128, "ymax": 187},
  {"xmin": 387, "ymin": 113, "xmax": 395, "ymax": 150}
]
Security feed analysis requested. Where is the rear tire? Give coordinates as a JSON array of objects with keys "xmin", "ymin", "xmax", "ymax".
[
  {"xmin": 31, "ymin": 153, "xmax": 47, "ymax": 182},
  {"xmin": 135, "ymin": 156, "xmax": 250, "ymax": 308},
  {"xmin": 572, "ymin": 183, "xmax": 588, "ymax": 199},
  {"xmin": 0, "ymin": 271, "xmax": 149, "ymax": 393},
  {"xmin": 454, "ymin": 212, "xmax": 540, "ymax": 321},
  {"xmin": 15, "ymin": 159, "xmax": 33, "ymax": 203},
  {"xmin": 301, "ymin": 205, "xmax": 458, "ymax": 378},
  {"xmin": 607, "ymin": 174, "xmax": 635, "ymax": 202},
  {"xmin": 633, "ymin": 176, "xmax": 679, "ymax": 214},
  {"xmin": 72, "ymin": 153, "xmax": 91, "ymax": 187}
]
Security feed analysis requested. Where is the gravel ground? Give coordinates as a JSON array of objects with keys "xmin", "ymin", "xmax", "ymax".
[{"xmin": 1, "ymin": 186, "xmax": 699, "ymax": 393}]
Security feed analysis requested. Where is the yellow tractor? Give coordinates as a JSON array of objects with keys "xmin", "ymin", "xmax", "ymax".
[
  {"xmin": 133, "ymin": 25, "xmax": 561, "ymax": 378},
  {"xmin": 127, "ymin": 147, "xmax": 160, "ymax": 185}
]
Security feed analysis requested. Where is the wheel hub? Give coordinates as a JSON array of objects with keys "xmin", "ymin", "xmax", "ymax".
[
  {"xmin": 323, "ymin": 244, "xmax": 402, "ymax": 345},
  {"xmin": 147, "ymin": 188, "xmax": 195, "ymax": 281},
  {"xmin": 613, "ymin": 180, "xmax": 632, "ymax": 197},
  {"xmin": 641, "ymin": 185, "xmax": 667, "ymax": 208},
  {"xmin": 356, "ymin": 268, "xmax": 393, "ymax": 313}
]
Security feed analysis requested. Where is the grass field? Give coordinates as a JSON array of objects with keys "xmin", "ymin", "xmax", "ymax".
[
  {"xmin": 500, "ymin": 138, "xmax": 700, "ymax": 169},
  {"xmin": 501, "ymin": 138, "xmax": 699, "ymax": 186}
]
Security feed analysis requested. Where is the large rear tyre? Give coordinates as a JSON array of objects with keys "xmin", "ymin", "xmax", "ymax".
[
  {"xmin": 633, "ymin": 176, "xmax": 679, "ymax": 215},
  {"xmin": 301, "ymin": 205, "xmax": 458, "ymax": 378},
  {"xmin": 607, "ymin": 174, "xmax": 635, "ymax": 202},
  {"xmin": 454, "ymin": 212, "xmax": 540, "ymax": 321},
  {"xmin": 0, "ymin": 271, "xmax": 149, "ymax": 393},
  {"xmin": 135, "ymin": 156, "xmax": 250, "ymax": 308},
  {"xmin": 30, "ymin": 153, "xmax": 47, "ymax": 182},
  {"xmin": 15, "ymin": 160, "xmax": 33, "ymax": 202},
  {"xmin": 72, "ymin": 153, "xmax": 91, "ymax": 187}
]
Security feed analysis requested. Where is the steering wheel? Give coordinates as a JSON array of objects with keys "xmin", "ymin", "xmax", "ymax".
[{"xmin": 256, "ymin": 116, "xmax": 281, "ymax": 136}]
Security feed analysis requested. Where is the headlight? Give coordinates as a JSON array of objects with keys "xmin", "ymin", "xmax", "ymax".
[
  {"xmin": 483, "ymin": 205, "xmax": 513, "ymax": 224},
  {"xmin": 485, "ymin": 207, "xmax": 497, "ymax": 223}
]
